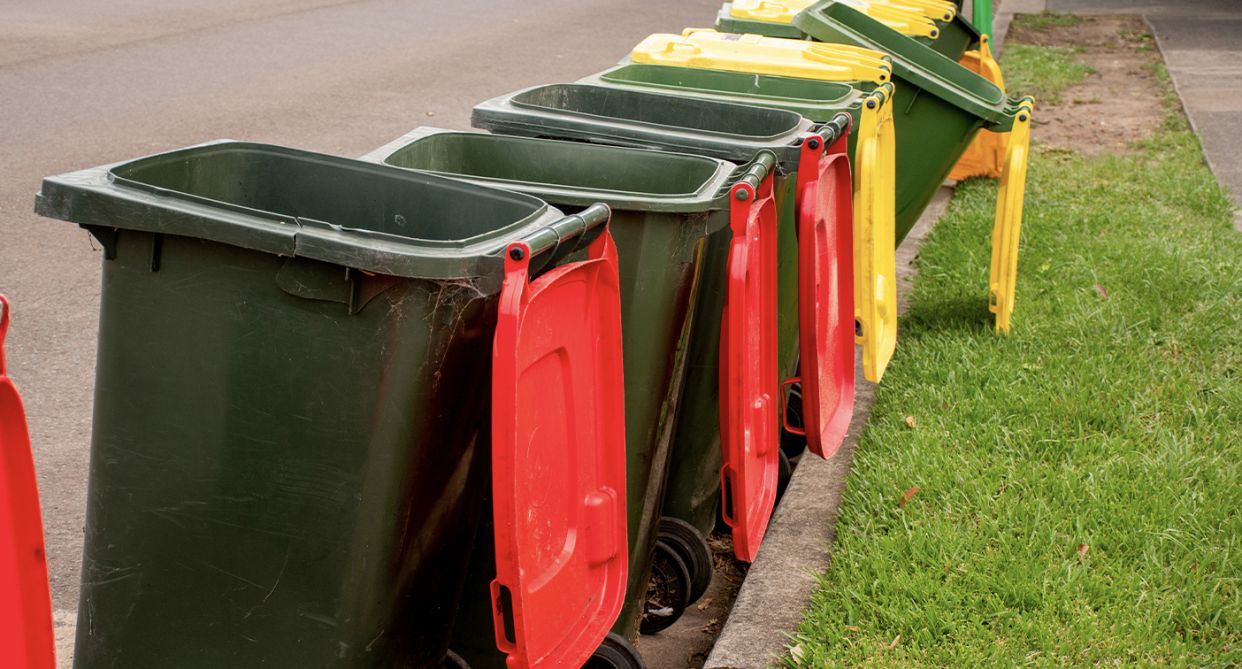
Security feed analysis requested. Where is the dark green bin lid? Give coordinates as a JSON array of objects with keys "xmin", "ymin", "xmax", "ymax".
[
  {"xmin": 793, "ymin": 0, "xmax": 1012, "ymax": 126},
  {"xmin": 34, "ymin": 142, "xmax": 570, "ymax": 286}
]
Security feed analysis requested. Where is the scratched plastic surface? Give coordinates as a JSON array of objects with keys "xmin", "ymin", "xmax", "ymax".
[
  {"xmin": 0, "ymin": 296, "xmax": 56, "ymax": 669},
  {"xmin": 491, "ymin": 229, "xmax": 628, "ymax": 669}
]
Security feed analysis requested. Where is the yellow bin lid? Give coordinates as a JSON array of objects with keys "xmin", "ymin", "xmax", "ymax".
[
  {"xmin": 631, "ymin": 30, "xmax": 891, "ymax": 84},
  {"xmin": 730, "ymin": 0, "xmax": 944, "ymax": 37}
]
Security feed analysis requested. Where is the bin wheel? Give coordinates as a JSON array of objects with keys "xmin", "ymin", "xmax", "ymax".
[
  {"xmin": 443, "ymin": 650, "xmax": 471, "ymax": 669},
  {"xmin": 657, "ymin": 517, "xmax": 713, "ymax": 605},
  {"xmin": 776, "ymin": 448, "xmax": 793, "ymax": 507},
  {"xmin": 781, "ymin": 382, "xmax": 808, "ymax": 459},
  {"xmin": 639, "ymin": 540, "xmax": 692, "ymax": 635},
  {"xmin": 583, "ymin": 632, "xmax": 648, "ymax": 669}
]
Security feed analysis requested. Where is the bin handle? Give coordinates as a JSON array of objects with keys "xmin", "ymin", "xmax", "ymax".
[
  {"xmin": 731, "ymin": 151, "xmax": 777, "ymax": 193},
  {"xmin": 660, "ymin": 40, "xmax": 702, "ymax": 56},
  {"xmin": 779, "ymin": 378, "xmax": 805, "ymax": 436},
  {"xmin": 515, "ymin": 203, "xmax": 611, "ymax": 261},
  {"xmin": 812, "ymin": 112, "xmax": 853, "ymax": 148}
]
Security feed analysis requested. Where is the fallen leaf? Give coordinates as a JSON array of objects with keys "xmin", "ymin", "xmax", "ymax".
[
  {"xmin": 899, "ymin": 487, "xmax": 920, "ymax": 509},
  {"xmin": 905, "ymin": 415, "xmax": 917, "ymax": 429},
  {"xmin": 845, "ymin": 626, "xmax": 860, "ymax": 632},
  {"xmin": 696, "ymin": 597, "xmax": 713, "ymax": 612},
  {"xmin": 1094, "ymin": 284, "xmax": 1108, "ymax": 299},
  {"xmin": 1077, "ymin": 544, "xmax": 1090, "ymax": 558},
  {"xmin": 887, "ymin": 635, "xmax": 901, "ymax": 651},
  {"xmin": 790, "ymin": 644, "xmax": 804, "ymax": 664}
]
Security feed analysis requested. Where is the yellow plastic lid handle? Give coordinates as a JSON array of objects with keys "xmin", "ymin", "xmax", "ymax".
[
  {"xmin": 852, "ymin": 86, "xmax": 898, "ymax": 382},
  {"xmin": 988, "ymin": 100, "xmax": 1034, "ymax": 334}
]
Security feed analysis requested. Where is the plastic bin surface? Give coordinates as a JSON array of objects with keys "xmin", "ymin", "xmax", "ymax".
[
  {"xmin": 0, "ymin": 296, "xmax": 55, "ymax": 669},
  {"xmin": 632, "ymin": 30, "xmax": 891, "ymax": 85},
  {"xmin": 787, "ymin": 132, "xmax": 856, "ymax": 460},
  {"xmin": 491, "ymin": 228, "xmax": 628, "ymax": 669},
  {"xmin": 718, "ymin": 170, "xmax": 780, "ymax": 563}
]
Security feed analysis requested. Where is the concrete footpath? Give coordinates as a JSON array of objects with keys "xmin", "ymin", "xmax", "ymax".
[
  {"xmin": 703, "ymin": 1, "xmax": 1241, "ymax": 667},
  {"xmin": 1045, "ymin": 0, "xmax": 1242, "ymax": 227}
]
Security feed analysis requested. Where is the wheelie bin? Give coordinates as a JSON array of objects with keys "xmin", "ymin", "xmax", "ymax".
[
  {"xmin": 359, "ymin": 128, "xmax": 741, "ymax": 647},
  {"xmin": 33, "ymin": 141, "xmax": 625, "ymax": 669},
  {"xmin": 791, "ymin": 2, "xmax": 1034, "ymax": 331},
  {"xmin": 714, "ymin": 0, "xmax": 981, "ymax": 61},
  {"xmin": 580, "ymin": 35, "xmax": 901, "ymax": 383},
  {"xmin": 609, "ymin": 24, "xmax": 1032, "ymax": 332},
  {"xmin": 0, "ymin": 296, "xmax": 56, "ymax": 669},
  {"xmin": 474, "ymin": 85, "xmax": 882, "ymax": 561}
]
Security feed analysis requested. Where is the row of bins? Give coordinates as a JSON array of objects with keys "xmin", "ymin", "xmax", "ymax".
[{"xmin": 9, "ymin": 1, "xmax": 1034, "ymax": 668}]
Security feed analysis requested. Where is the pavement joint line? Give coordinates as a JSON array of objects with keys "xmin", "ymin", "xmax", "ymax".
[{"xmin": 702, "ymin": 186, "xmax": 953, "ymax": 669}]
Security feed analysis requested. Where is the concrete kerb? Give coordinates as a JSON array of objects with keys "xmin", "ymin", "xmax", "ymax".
[{"xmin": 704, "ymin": 3, "xmax": 1031, "ymax": 665}]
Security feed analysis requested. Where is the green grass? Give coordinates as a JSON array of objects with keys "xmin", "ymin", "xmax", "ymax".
[
  {"xmin": 1001, "ymin": 43, "xmax": 1095, "ymax": 105},
  {"xmin": 1012, "ymin": 10, "xmax": 1085, "ymax": 32},
  {"xmin": 786, "ymin": 106, "xmax": 1241, "ymax": 667}
]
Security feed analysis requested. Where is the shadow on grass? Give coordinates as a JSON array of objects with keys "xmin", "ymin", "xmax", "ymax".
[{"xmin": 900, "ymin": 296, "xmax": 995, "ymax": 338}]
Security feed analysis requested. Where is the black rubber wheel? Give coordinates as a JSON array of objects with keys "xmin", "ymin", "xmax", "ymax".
[
  {"xmin": 776, "ymin": 448, "xmax": 793, "ymax": 507},
  {"xmin": 657, "ymin": 517, "xmax": 713, "ymax": 606},
  {"xmin": 583, "ymin": 632, "xmax": 648, "ymax": 669},
  {"xmin": 443, "ymin": 650, "xmax": 470, "ymax": 669},
  {"xmin": 639, "ymin": 540, "xmax": 692, "ymax": 635},
  {"xmin": 781, "ymin": 382, "xmax": 808, "ymax": 459}
]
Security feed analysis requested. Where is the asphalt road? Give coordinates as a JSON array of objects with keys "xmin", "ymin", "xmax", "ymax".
[{"xmin": 0, "ymin": 0, "xmax": 720, "ymax": 617}]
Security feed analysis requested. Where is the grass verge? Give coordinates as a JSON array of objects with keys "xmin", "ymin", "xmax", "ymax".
[
  {"xmin": 786, "ymin": 85, "xmax": 1241, "ymax": 669},
  {"xmin": 1001, "ymin": 43, "xmax": 1095, "ymax": 105}
]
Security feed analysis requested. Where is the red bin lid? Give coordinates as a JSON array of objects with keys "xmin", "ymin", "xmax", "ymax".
[
  {"xmin": 490, "ymin": 229, "xmax": 628, "ymax": 669},
  {"xmin": 789, "ymin": 133, "xmax": 856, "ymax": 460},
  {"xmin": 718, "ymin": 172, "xmax": 781, "ymax": 563},
  {"xmin": 0, "ymin": 296, "xmax": 56, "ymax": 669}
]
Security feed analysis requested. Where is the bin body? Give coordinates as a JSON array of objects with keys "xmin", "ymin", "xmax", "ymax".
[
  {"xmin": 34, "ymin": 143, "xmax": 568, "ymax": 669},
  {"xmin": 362, "ymin": 128, "xmax": 737, "ymax": 644},
  {"xmin": 473, "ymin": 85, "xmax": 808, "ymax": 542}
]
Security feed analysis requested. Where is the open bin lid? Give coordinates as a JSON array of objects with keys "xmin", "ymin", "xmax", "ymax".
[
  {"xmin": 631, "ymin": 30, "xmax": 891, "ymax": 85},
  {"xmin": 793, "ymin": 1, "xmax": 1012, "ymax": 125},
  {"xmin": 989, "ymin": 100, "xmax": 1033, "ymax": 334},
  {"xmin": 718, "ymin": 159, "xmax": 781, "ymax": 562},
  {"xmin": 491, "ymin": 220, "xmax": 628, "ymax": 669},
  {"xmin": 852, "ymin": 87, "xmax": 899, "ymax": 383},
  {"xmin": 787, "ymin": 128, "xmax": 856, "ymax": 460},
  {"xmin": 0, "ymin": 296, "xmax": 56, "ymax": 669}
]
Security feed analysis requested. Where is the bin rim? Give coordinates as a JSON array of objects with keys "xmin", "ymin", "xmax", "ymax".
[
  {"xmin": 793, "ymin": 0, "xmax": 1013, "ymax": 124},
  {"xmin": 34, "ymin": 140, "xmax": 568, "ymax": 284},
  {"xmin": 471, "ymin": 83, "xmax": 817, "ymax": 168},
  {"xmin": 361, "ymin": 128, "xmax": 741, "ymax": 214},
  {"xmin": 583, "ymin": 60, "xmax": 868, "ymax": 124}
]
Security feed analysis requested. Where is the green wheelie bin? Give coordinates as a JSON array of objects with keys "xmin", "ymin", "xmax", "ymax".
[
  {"xmin": 600, "ymin": 24, "xmax": 1027, "ymax": 250},
  {"xmin": 714, "ymin": 0, "xmax": 981, "ymax": 61},
  {"xmin": 473, "ymin": 85, "xmax": 875, "ymax": 566},
  {"xmin": 359, "ymin": 128, "xmax": 744, "ymax": 649},
  {"xmin": 33, "ymin": 141, "xmax": 615, "ymax": 669}
]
